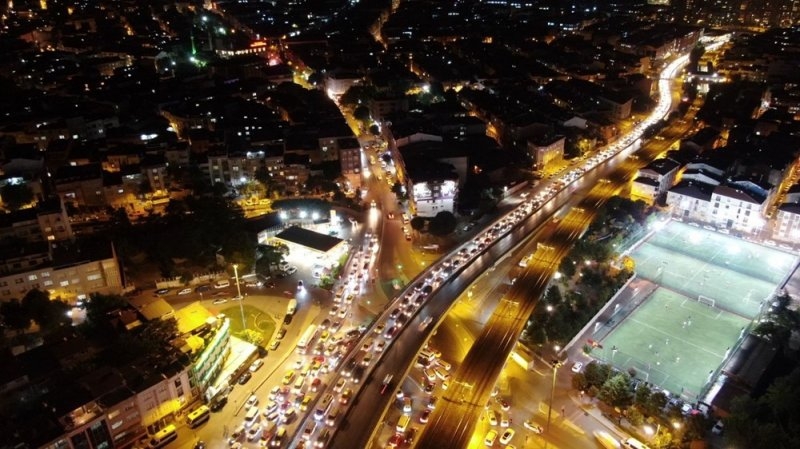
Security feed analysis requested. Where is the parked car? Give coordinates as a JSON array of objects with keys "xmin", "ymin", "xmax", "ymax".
[{"xmin": 238, "ymin": 372, "xmax": 252, "ymax": 385}]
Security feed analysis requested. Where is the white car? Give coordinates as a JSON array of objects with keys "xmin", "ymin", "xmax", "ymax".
[
  {"xmin": 524, "ymin": 420, "xmax": 543, "ymax": 433},
  {"xmin": 571, "ymin": 362, "xmax": 584, "ymax": 373},
  {"xmin": 247, "ymin": 423, "xmax": 262, "ymax": 441},
  {"xmin": 499, "ymin": 429, "xmax": 515, "ymax": 445},
  {"xmin": 177, "ymin": 288, "xmax": 192, "ymax": 295}
]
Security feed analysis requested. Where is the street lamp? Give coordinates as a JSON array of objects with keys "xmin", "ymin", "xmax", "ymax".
[
  {"xmin": 233, "ymin": 264, "xmax": 246, "ymax": 331},
  {"xmin": 544, "ymin": 360, "xmax": 563, "ymax": 449}
]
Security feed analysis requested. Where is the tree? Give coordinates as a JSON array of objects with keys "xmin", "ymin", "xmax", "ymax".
[
  {"xmin": 391, "ymin": 182, "xmax": 405, "ymax": 198},
  {"xmin": 429, "ymin": 211, "xmax": 457, "ymax": 236},
  {"xmin": 1, "ymin": 182, "xmax": 34, "ymax": 211},
  {"xmin": 138, "ymin": 179, "xmax": 153, "ymax": 196},
  {"xmin": 572, "ymin": 372, "xmax": 589, "ymax": 391},
  {"xmin": 21, "ymin": 289, "xmax": 70, "ymax": 332},
  {"xmin": 634, "ymin": 383, "xmax": 652, "ymax": 409},
  {"xmin": 339, "ymin": 85, "xmax": 377, "ymax": 108},
  {"xmin": 647, "ymin": 391, "xmax": 668, "ymax": 416},
  {"xmin": 627, "ymin": 408, "xmax": 644, "ymax": 426},
  {"xmin": 545, "ymin": 285, "xmax": 562, "ymax": 304},
  {"xmin": 559, "ymin": 256, "xmax": 577, "ymax": 278},
  {"xmin": 0, "ymin": 299, "xmax": 31, "ymax": 334},
  {"xmin": 256, "ymin": 244, "xmax": 286, "ymax": 274},
  {"xmin": 599, "ymin": 373, "xmax": 633, "ymax": 407},
  {"xmin": 353, "ymin": 105, "xmax": 371, "ymax": 122},
  {"xmin": 583, "ymin": 361, "xmax": 612, "ymax": 388},
  {"xmin": 689, "ymin": 44, "xmax": 706, "ymax": 70},
  {"xmin": 307, "ymin": 72, "xmax": 323, "ymax": 87},
  {"xmin": 81, "ymin": 293, "xmax": 128, "ymax": 338},
  {"xmin": 410, "ymin": 216, "xmax": 426, "ymax": 232}
]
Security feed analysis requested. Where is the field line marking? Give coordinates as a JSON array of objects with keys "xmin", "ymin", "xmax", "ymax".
[{"xmin": 629, "ymin": 317, "xmax": 724, "ymax": 358}]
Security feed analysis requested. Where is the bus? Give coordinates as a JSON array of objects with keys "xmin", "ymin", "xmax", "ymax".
[
  {"xmin": 149, "ymin": 425, "xmax": 178, "ymax": 449},
  {"xmin": 296, "ymin": 325, "xmax": 317, "ymax": 354},
  {"xmin": 314, "ymin": 394, "xmax": 334, "ymax": 421},
  {"xmin": 186, "ymin": 405, "xmax": 210, "ymax": 428}
]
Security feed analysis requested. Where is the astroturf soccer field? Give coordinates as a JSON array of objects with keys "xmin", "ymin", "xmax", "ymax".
[
  {"xmin": 594, "ymin": 221, "xmax": 798, "ymax": 399},
  {"xmin": 595, "ymin": 288, "xmax": 750, "ymax": 396}
]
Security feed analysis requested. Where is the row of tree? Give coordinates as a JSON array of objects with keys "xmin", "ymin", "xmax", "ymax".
[
  {"xmin": 0, "ymin": 289, "xmax": 71, "ymax": 338},
  {"xmin": 572, "ymin": 361, "xmax": 710, "ymax": 448},
  {"xmin": 523, "ymin": 196, "xmax": 646, "ymax": 346}
]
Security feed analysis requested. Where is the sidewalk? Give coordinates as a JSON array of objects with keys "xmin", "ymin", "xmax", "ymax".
[{"xmin": 568, "ymin": 392, "xmax": 636, "ymax": 443}]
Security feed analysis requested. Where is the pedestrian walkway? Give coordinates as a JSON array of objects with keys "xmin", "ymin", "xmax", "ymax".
[{"xmin": 568, "ymin": 392, "xmax": 629, "ymax": 440}]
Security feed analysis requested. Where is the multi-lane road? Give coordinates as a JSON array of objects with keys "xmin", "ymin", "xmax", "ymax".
[{"xmin": 414, "ymin": 39, "xmax": 728, "ymax": 448}]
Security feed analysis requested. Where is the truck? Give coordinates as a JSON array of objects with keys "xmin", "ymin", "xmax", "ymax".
[{"xmin": 287, "ymin": 299, "xmax": 298, "ymax": 315}]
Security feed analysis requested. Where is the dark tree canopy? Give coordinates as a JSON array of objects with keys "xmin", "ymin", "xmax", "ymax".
[
  {"xmin": 429, "ymin": 211, "xmax": 457, "ymax": 236},
  {"xmin": 725, "ymin": 367, "xmax": 800, "ymax": 449},
  {"xmin": 1, "ymin": 183, "xmax": 34, "ymax": 211}
]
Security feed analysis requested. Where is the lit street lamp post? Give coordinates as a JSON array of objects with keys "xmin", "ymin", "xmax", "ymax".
[
  {"xmin": 544, "ymin": 359, "xmax": 563, "ymax": 449},
  {"xmin": 233, "ymin": 264, "xmax": 246, "ymax": 331}
]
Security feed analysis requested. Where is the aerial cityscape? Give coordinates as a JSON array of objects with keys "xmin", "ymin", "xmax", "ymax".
[{"xmin": 1, "ymin": 1, "xmax": 800, "ymax": 449}]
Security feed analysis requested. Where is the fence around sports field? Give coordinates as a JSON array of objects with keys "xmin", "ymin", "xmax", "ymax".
[
  {"xmin": 647, "ymin": 221, "xmax": 795, "ymax": 285},
  {"xmin": 628, "ymin": 221, "xmax": 798, "ymax": 319},
  {"xmin": 592, "ymin": 220, "xmax": 797, "ymax": 400},
  {"xmin": 594, "ymin": 288, "xmax": 751, "ymax": 398}
]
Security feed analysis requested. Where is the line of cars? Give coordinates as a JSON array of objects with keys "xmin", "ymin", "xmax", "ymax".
[
  {"xmin": 283, "ymin": 231, "xmax": 387, "ymax": 448},
  {"xmin": 372, "ymin": 53, "xmax": 690, "ymax": 449},
  {"xmin": 381, "ymin": 345, "xmax": 450, "ymax": 448},
  {"xmin": 314, "ymin": 178, "xmax": 563, "ymax": 447},
  {"xmin": 224, "ymin": 228, "xmax": 387, "ymax": 448}
]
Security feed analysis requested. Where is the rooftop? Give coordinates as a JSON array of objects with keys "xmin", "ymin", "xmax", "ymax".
[{"xmin": 275, "ymin": 226, "xmax": 344, "ymax": 253}]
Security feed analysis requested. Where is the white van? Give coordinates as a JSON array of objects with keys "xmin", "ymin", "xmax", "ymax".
[
  {"xmin": 623, "ymin": 438, "xmax": 651, "ymax": 449},
  {"xmin": 149, "ymin": 425, "xmax": 178, "ymax": 449},
  {"xmin": 593, "ymin": 430, "xmax": 621, "ymax": 449},
  {"xmin": 243, "ymin": 407, "xmax": 259, "ymax": 426}
]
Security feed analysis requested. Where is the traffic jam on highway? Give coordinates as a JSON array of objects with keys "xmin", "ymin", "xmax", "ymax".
[
  {"xmin": 299, "ymin": 45, "xmax": 731, "ymax": 449},
  {"xmin": 362, "ymin": 57, "xmax": 705, "ymax": 449},
  {"xmin": 314, "ymin": 122, "xmax": 657, "ymax": 448},
  {"xmin": 217, "ymin": 69, "xmax": 688, "ymax": 448},
  {"xmin": 222, "ymin": 233, "xmax": 382, "ymax": 448}
]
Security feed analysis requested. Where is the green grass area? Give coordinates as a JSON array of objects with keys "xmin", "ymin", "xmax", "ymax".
[
  {"xmin": 628, "ymin": 219, "xmax": 800, "ymax": 319},
  {"xmin": 632, "ymin": 242, "xmax": 772, "ymax": 318},
  {"xmin": 596, "ymin": 288, "xmax": 750, "ymax": 397},
  {"xmin": 647, "ymin": 221, "xmax": 796, "ymax": 285},
  {"xmin": 221, "ymin": 304, "xmax": 276, "ymax": 346}
]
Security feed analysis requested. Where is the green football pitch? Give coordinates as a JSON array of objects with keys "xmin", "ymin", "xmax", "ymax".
[
  {"xmin": 595, "ymin": 288, "xmax": 750, "ymax": 397},
  {"xmin": 594, "ymin": 221, "xmax": 797, "ymax": 399}
]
